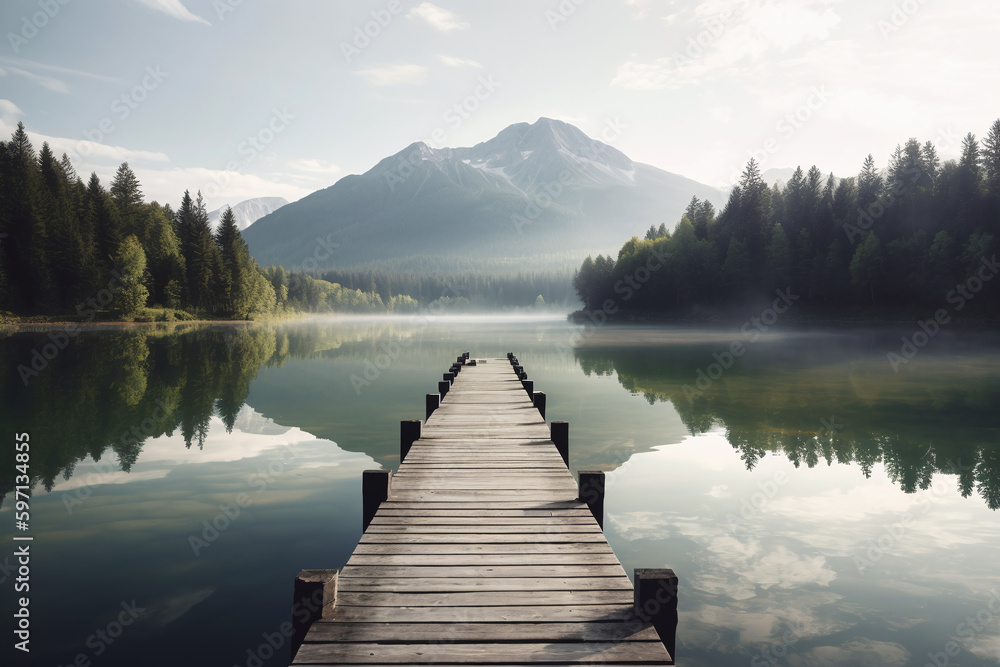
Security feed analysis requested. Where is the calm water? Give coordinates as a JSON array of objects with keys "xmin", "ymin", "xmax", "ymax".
[{"xmin": 2, "ymin": 317, "xmax": 999, "ymax": 667}]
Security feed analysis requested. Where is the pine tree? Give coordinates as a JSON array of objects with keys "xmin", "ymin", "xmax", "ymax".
[
  {"xmin": 143, "ymin": 203, "xmax": 185, "ymax": 306},
  {"xmin": 850, "ymin": 231, "xmax": 882, "ymax": 306},
  {"xmin": 110, "ymin": 163, "xmax": 144, "ymax": 237},
  {"xmin": 0, "ymin": 122, "xmax": 51, "ymax": 310},
  {"xmin": 982, "ymin": 119, "xmax": 1000, "ymax": 198},
  {"xmin": 38, "ymin": 143, "xmax": 90, "ymax": 306},
  {"xmin": 86, "ymin": 173, "xmax": 124, "ymax": 280},
  {"xmin": 176, "ymin": 190, "xmax": 220, "ymax": 313},
  {"xmin": 857, "ymin": 154, "xmax": 883, "ymax": 213},
  {"xmin": 215, "ymin": 206, "xmax": 253, "ymax": 317},
  {"xmin": 764, "ymin": 223, "xmax": 792, "ymax": 290}
]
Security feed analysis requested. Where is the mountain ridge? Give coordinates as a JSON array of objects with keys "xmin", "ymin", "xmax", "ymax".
[{"xmin": 243, "ymin": 118, "xmax": 726, "ymax": 272}]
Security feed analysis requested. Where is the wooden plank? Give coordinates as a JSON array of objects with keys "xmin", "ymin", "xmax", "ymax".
[
  {"xmin": 352, "ymin": 543, "xmax": 614, "ymax": 555},
  {"xmin": 374, "ymin": 509, "xmax": 592, "ymax": 517},
  {"xmin": 336, "ymin": 590, "xmax": 634, "ymax": 607},
  {"xmin": 358, "ymin": 533, "xmax": 610, "ymax": 544},
  {"xmin": 362, "ymin": 525, "xmax": 601, "ymax": 534},
  {"xmin": 293, "ymin": 641, "xmax": 672, "ymax": 664},
  {"xmin": 322, "ymin": 604, "xmax": 638, "ymax": 624},
  {"xmin": 304, "ymin": 621, "xmax": 660, "ymax": 643},
  {"xmin": 340, "ymin": 565, "xmax": 629, "ymax": 578},
  {"xmin": 368, "ymin": 516, "xmax": 596, "ymax": 525},
  {"xmin": 377, "ymin": 501, "xmax": 589, "ymax": 510},
  {"xmin": 345, "ymin": 553, "xmax": 620, "ymax": 566},
  {"xmin": 384, "ymin": 491, "xmax": 577, "ymax": 503},
  {"xmin": 337, "ymin": 577, "xmax": 632, "ymax": 592}
]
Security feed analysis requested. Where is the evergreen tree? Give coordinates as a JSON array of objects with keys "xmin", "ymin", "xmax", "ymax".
[
  {"xmin": 215, "ymin": 206, "xmax": 253, "ymax": 318},
  {"xmin": 86, "ymin": 173, "xmax": 124, "ymax": 280},
  {"xmin": 850, "ymin": 231, "xmax": 882, "ymax": 306},
  {"xmin": 110, "ymin": 162, "xmax": 144, "ymax": 237},
  {"xmin": 38, "ymin": 142, "xmax": 89, "ymax": 306},
  {"xmin": 111, "ymin": 234, "xmax": 149, "ymax": 318},
  {"xmin": 764, "ymin": 223, "xmax": 792, "ymax": 290},
  {"xmin": 0, "ymin": 122, "xmax": 51, "ymax": 310},
  {"xmin": 178, "ymin": 191, "xmax": 220, "ymax": 313}
]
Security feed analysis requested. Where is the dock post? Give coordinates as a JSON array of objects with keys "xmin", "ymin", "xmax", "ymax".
[
  {"xmin": 400, "ymin": 420, "xmax": 421, "ymax": 462},
  {"xmin": 291, "ymin": 569, "xmax": 338, "ymax": 662},
  {"xmin": 551, "ymin": 421, "xmax": 569, "ymax": 466},
  {"xmin": 513, "ymin": 365, "xmax": 522, "ymax": 375},
  {"xmin": 362, "ymin": 469, "xmax": 391, "ymax": 532},
  {"xmin": 438, "ymin": 380, "xmax": 450, "ymax": 399},
  {"xmin": 457, "ymin": 356, "xmax": 465, "ymax": 365},
  {"xmin": 634, "ymin": 569, "xmax": 679, "ymax": 661},
  {"xmin": 444, "ymin": 372, "xmax": 455, "ymax": 385},
  {"xmin": 522, "ymin": 379, "xmax": 534, "ymax": 398},
  {"xmin": 578, "ymin": 471, "xmax": 605, "ymax": 529},
  {"xmin": 426, "ymin": 393, "xmax": 439, "ymax": 420},
  {"xmin": 533, "ymin": 391, "xmax": 546, "ymax": 419}
]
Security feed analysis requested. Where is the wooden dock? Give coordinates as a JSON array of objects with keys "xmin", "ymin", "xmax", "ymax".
[{"xmin": 289, "ymin": 354, "xmax": 677, "ymax": 665}]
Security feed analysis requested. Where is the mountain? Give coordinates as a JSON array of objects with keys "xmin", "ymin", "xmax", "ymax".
[
  {"xmin": 242, "ymin": 118, "xmax": 726, "ymax": 272},
  {"xmin": 208, "ymin": 197, "xmax": 289, "ymax": 231},
  {"xmin": 761, "ymin": 167, "xmax": 799, "ymax": 189}
]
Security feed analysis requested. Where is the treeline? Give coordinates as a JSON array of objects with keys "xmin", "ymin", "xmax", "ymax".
[
  {"xmin": 575, "ymin": 345, "xmax": 1000, "ymax": 510},
  {"xmin": 574, "ymin": 119, "xmax": 1000, "ymax": 317},
  {"xmin": 0, "ymin": 122, "xmax": 393, "ymax": 320},
  {"xmin": 318, "ymin": 268, "xmax": 577, "ymax": 309},
  {"xmin": 261, "ymin": 265, "xmax": 419, "ymax": 314}
]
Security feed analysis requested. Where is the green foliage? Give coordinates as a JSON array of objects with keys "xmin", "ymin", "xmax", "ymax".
[
  {"xmin": 111, "ymin": 234, "xmax": 149, "ymax": 318},
  {"xmin": 0, "ymin": 123, "xmax": 290, "ymax": 320},
  {"xmin": 574, "ymin": 118, "xmax": 1000, "ymax": 318},
  {"xmin": 849, "ymin": 231, "xmax": 882, "ymax": 305}
]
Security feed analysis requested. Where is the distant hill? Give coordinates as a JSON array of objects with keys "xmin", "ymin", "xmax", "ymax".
[
  {"xmin": 208, "ymin": 197, "xmax": 288, "ymax": 231},
  {"xmin": 243, "ymin": 118, "xmax": 726, "ymax": 272}
]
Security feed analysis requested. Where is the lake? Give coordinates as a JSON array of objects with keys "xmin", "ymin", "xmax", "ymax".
[{"xmin": 2, "ymin": 316, "xmax": 999, "ymax": 666}]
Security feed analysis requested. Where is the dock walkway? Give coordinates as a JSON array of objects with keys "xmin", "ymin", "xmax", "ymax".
[{"xmin": 290, "ymin": 355, "xmax": 676, "ymax": 665}]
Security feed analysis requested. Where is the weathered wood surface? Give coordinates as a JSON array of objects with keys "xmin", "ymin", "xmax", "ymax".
[{"xmin": 292, "ymin": 358, "xmax": 672, "ymax": 665}]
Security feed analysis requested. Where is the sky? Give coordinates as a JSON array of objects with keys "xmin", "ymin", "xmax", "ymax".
[{"xmin": 1, "ymin": 0, "xmax": 999, "ymax": 211}]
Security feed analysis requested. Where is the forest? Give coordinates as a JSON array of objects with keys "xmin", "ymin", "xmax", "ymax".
[
  {"xmin": 318, "ymin": 268, "xmax": 576, "ymax": 310},
  {"xmin": 574, "ymin": 120, "xmax": 1000, "ymax": 320},
  {"xmin": 0, "ymin": 122, "xmax": 400, "ymax": 321}
]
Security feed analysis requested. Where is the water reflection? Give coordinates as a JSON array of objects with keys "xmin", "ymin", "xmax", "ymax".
[{"xmin": 574, "ymin": 330, "xmax": 1000, "ymax": 510}]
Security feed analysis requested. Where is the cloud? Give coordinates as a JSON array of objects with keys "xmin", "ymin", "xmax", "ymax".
[
  {"xmin": 4, "ymin": 66, "xmax": 69, "ymax": 93},
  {"xmin": 286, "ymin": 158, "xmax": 342, "ymax": 177},
  {"xmin": 407, "ymin": 3, "xmax": 469, "ymax": 31},
  {"xmin": 129, "ymin": 165, "xmax": 313, "ymax": 210},
  {"xmin": 787, "ymin": 638, "xmax": 911, "ymax": 666},
  {"xmin": 135, "ymin": 0, "xmax": 211, "ymax": 25},
  {"xmin": 0, "ymin": 99, "xmax": 22, "ymax": 125},
  {"xmin": 708, "ymin": 484, "xmax": 731, "ymax": 498},
  {"xmin": 0, "ymin": 115, "xmax": 171, "ymax": 164},
  {"xmin": 437, "ymin": 54, "xmax": 482, "ymax": 68},
  {"xmin": 356, "ymin": 63, "xmax": 428, "ymax": 86},
  {"xmin": 612, "ymin": 0, "xmax": 842, "ymax": 90},
  {"xmin": 0, "ymin": 57, "xmax": 127, "ymax": 84}
]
